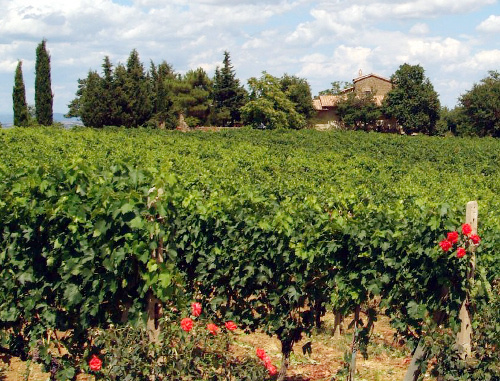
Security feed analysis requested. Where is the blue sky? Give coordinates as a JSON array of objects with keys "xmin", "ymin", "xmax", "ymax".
[{"xmin": 0, "ymin": 0, "xmax": 499, "ymax": 114}]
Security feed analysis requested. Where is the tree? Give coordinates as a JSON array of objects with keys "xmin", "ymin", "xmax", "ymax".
[
  {"xmin": 78, "ymin": 71, "xmax": 109, "ymax": 127},
  {"xmin": 280, "ymin": 74, "xmax": 315, "ymax": 122},
  {"xmin": 12, "ymin": 61, "xmax": 29, "ymax": 126},
  {"xmin": 67, "ymin": 57, "xmax": 120, "ymax": 127},
  {"xmin": 211, "ymin": 51, "xmax": 247, "ymax": 126},
  {"xmin": 113, "ymin": 63, "xmax": 132, "ymax": 127},
  {"xmin": 318, "ymin": 81, "xmax": 352, "ymax": 95},
  {"xmin": 241, "ymin": 72, "xmax": 306, "ymax": 130},
  {"xmin": 337, "ymin": 92, "xmax": 382, "ymax": 131},
  {"xmin": 100, "ymin": 56, "xmax": 120, "ymax": 126},
  {"xmin": 149, "ymin": 61, "xmax": 177, "ymax": 129},
  {"xmin": 122, "ymin": 49, "xmax": 152, "ymax": 127},
  {"xmin": 459, "ymin": 71, "xmax": 500, "ymax": 137},
  {"xmin": 383, "ymin": 63, "xmax": 440, "ymax": 134},
  {"xmin": 35, "ymin": 39, "xmax": 53, "ymax": 125},
  {"xmin": 175, "ymin": 68, "xmax": 212, "ymax": 127}
]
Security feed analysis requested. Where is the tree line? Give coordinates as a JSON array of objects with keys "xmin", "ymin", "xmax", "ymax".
[
  {"xmin": 12, "ymin": 39, "xmax": 53, "ymax": 127},
  {"xmin": 64, "ymin": 50, "xmax": 314, "ymax": 129},
  {"xmin": 322, "ymin": 64, "xmax": 500, "ymax": 137},
  {"xmin": 10, "ymin": 40, "xmax": 500, "ymax": 137}
]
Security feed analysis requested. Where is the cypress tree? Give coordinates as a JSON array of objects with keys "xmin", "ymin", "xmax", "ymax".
[
  {"xmin": 12, "ymin": 61, "xmax": 29, "ymax": 126},
  {"xmin": 211, "ymin": 51, "xmax": 247, "ymax": 126},
  {"xmin": 100, "ymin": 56, "xmax": 119, "ymax": 126},
  {"xmin": 150, "ymin": 61, "xmax": 176, "ymax": 129},
  {"xmin": 123, "ymin": 49, "xmax": 151, "ymax": 127},
  {"xmin": 35, "ymin": 39, "xmax": 53, "ymax": 125}
]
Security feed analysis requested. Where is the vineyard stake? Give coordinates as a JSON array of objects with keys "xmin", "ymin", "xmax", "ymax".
[
  {"xmin": 348, "ymin": 305, "xmax": 361, "ymax": 381},
  {"xmin": 403, "ymin": 201, "xmax": 477, "ymax": 381},
  {"xmin": 146, "ymin": 187, "xmax": 165, "ymax": 343},
  {"xmin": 456, "ymin": 201, "xmax": 477, "ymax": 359}
]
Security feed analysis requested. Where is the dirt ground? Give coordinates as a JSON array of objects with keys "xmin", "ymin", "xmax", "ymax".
[{"xmin": 0, "ymin": 314, "xmax": 433, "ymax": 381}]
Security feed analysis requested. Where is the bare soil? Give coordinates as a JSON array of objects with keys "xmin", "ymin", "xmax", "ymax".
[{"xmin": 0, "ymin": 314, "xmax": 434, "ymax": 381}]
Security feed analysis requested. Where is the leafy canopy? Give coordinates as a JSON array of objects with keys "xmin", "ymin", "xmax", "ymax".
[
  {"xmin": 383, "ymin": 63, "xmax": 440, "ymax": 135},
  {"xmin": 459, "ymin": 70, "xmax": 500, "ymax": 137},
  {"xmin": 241, "ymin": 72, "xmax": 307, "ymax": 129}
]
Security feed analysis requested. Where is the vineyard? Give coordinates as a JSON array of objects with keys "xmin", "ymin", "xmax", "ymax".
[{"xmin": 0, "ymin": 127, "xmax": 499, "ymax": 380}]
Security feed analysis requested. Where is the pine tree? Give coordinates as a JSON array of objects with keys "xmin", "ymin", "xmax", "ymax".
[
  {"xmin": 211, "ymin": 51, "xmax": 247, "ymax": 126},
  {"xmin": 12, "ymin": 61, "xmax": 29, "ymax": 126},
  {"xmin": 35, "ymin": 39, "xmax": 54, "ymax": 125},
  {"xmin": 173, "ymin": 68, "xmax": 212, "ymax": 127}
]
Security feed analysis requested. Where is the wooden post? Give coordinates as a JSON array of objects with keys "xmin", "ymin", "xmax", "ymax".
[
  {"xmin": 456, "ymin": 201, "xmax": 477, "ymax": 359},
  {"xmin": 404, "ymin": 201, "xmax": 477, "ymax": 380},
  {"xmin": 146, "ymin": 187, "xmax": 165, "ymax": 343},
  {"xmin": 348, "ymin": 306, "xmax": 360, "ymax": 381},
  {"xmin": 333, "ymin": 311, "xmax": 344, "ymax": 339}
]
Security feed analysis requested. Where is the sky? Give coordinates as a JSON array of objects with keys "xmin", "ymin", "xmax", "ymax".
[{"xmin": 0, "ymin": 0, "xmax": 499, "ymax": 114}]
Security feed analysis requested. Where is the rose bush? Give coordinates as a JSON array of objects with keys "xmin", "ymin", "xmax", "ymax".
[{"xmin": 88, "ymin": 304, "xmax": 270, "ymax": 380}]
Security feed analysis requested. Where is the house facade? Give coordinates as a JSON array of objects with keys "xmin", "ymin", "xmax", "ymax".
[{"xmin": 314, "ymin": 72, "xmax": 398, "ymax": 131}]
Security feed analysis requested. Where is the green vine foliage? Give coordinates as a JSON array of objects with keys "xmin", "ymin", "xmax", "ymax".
[{"xmin": 0, "ymin": 127, "xmax": 499, "ymax": 378}]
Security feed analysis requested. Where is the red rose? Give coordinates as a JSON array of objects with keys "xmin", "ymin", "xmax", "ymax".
[
  {"xmin": 256, "ymin": 348, "xmax": 266, "ymax": 360},
  {"xmin": 462, "ymin": 224, "xmax": 472, "ymax": 236},
  {"xmin": 181, "ymin": 317, "xmax": 194, "ymax": 332},
  {"xmin": 207, "ymin": 323, "xmax": 220, "ymax": 335},
  {"xmin": 191, "ymin": 302, "xmax": 202, "ymax": 317},
  {"xmin": 447, "ymin": 231, "xmax": 459, "ymax": 244},
  {"xmin": 470, "ymin": 234, "xmax": 481, "ymax": 244},
  {"xmin": 439, "ymin": 240, "xmax": 452, "ymax": 252},
  {"xmin": 456, "ymin": 247, "xmax": 466, "ymax": 258},
  {"xmin": 262, "ymin": 354, "xmax": 271, "ymax": 366},
  {"xmin": 267, "ymin": 364, "xmax": 277, "ymax": 376},
  {"xmin": 225, "ymin": 321, "xmax": 237, "ymax": 331},
  {"xmin": 89, "ymin": 354, "xmax": 102, "ymax": 372}
]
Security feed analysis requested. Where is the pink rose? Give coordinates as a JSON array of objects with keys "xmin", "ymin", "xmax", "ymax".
[
  {"xmin": 256, "ymin": 348, "xmax": 266, "ymax": 360},
  {"xmin": 225, "ymin": 321, "xmax": 237, "ymax": 331},
  {"xmin": 456, "ymin": 247, "xmax": 466, "ymax": 258},
  {"xmin": 470, "ymin": 234, "xmax": 481, "ymax": 244},
  {"xmin": 267, "ymin": 364, "xmax": 277, "ymax": 376},
  {"xmin": 439, "ymin": 240, "xmax": 452, "ymax": 252},
  {"xmin": 447, "ymin": 231, "xmax": 459, "ymax": 244},
  {"xmin": 89, "ymin": 355, "xmax": 102, "ymax": 372},
  {"xmin": 462, "ymin": 223, "xmax": 472, "ymax": 236},
  {"xmin": 191, "ymin": 302, "xmax": 202, "ymax": 317},
  {"xmin": 207, "ymin": 323, "xmax": 220, "ymax": 335},
  {"xmin": 181, "ymin": 317, "xmax": 194, "ymax": 332}
]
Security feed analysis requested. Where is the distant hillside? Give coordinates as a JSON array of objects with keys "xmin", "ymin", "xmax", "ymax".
[{"xmin": 0, "ymin": 113, "xmax": 83, "ymax": 127}]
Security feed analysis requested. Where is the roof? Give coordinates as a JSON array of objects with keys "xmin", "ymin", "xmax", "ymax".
[
  {"xmin": 353, "ymin": 73, "xmax": 391, "ymax": 84},
  {"xmin": 313, "ymin": 94, "xmax": 385, "ymax": 110},
  {"xmin": 313, "ymin": 95, "xmax": 345, "ymax": 110}
]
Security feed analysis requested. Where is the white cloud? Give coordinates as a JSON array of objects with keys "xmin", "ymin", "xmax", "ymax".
[
  {"xmin": 0, "ymin": 0, "xmax": 498, "ymax": 113},
  {"xmin": 406, "ymin": 37, "xmax": 463, "ymax": 62},
  {"xmin": 312, "ymin": 0, "xmax": 497, "ymax": 23},
  {"xmin": 448, "ymin": 49, "xmax": 500, "ymax": 71},
  {"xmin": 477, "ymin": 15, "xmax": 500, "ymax": 33},
  {"xmin": 297, "ymin": 46, "xmax": 373, "ymax": 80},
  {"xmin": 410, "ymin": 23, "xmax": 430, "ymax": 35}
]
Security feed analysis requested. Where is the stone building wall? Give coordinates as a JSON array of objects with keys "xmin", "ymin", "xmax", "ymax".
[{"xmin": 354, "ymin": 76, "xmax": 392, "ymax": 97}]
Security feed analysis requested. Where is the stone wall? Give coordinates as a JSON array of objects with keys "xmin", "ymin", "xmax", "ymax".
[{"xmin": 354, "ymin": 77, "xmax": 392, "ymax": 97}]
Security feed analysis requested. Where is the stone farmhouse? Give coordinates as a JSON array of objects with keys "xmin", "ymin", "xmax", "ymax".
[{"xmin": 314, "ymin": 71, "xmax": 399, "ymax": 131}]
